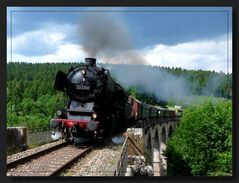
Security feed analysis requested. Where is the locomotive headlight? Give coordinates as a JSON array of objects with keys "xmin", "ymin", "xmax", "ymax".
[
  {"xmin": 104, "ymin": 70, "xmax": 109, "ymax": 75},
  {"xmin": 87, "ymin": 121, "xmax": 98, "ymax": 131},
  {"xmin": 57, "ymin": 110, "xmax": 62, "ymax": 116},
  {"xmin": 81, "ymin": 69, "xmax": 86, "ymax": 75},
  {"xmin": 92, "ymin": 112, "xmax": 97, "ymax": 119}
]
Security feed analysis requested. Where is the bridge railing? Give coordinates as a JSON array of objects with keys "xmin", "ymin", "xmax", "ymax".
[
  {"xmin": 112, "ymin": 136, "xmax": 129, "ymax": 176},
  {"xmin": 112, "ymin": 135, "xmax": 148, "ymax": 176},
  {"xmin": 127, "ymin": 137, "xmax": 144, "ymax": 157},
  {"xmin": 143, "ymin": 117, "xmax": 179, "ymax": 128},
  {"xmin": 27, "ymin": 126, "xmax": 52, "ymax": 146},
  {"xmin": 7, "ymin": 126, "xmax": 53, "ymax": 155}
]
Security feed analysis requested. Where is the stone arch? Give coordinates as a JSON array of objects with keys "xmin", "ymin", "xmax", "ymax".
[
  {"xmin": 160, "ymin": 126, "xmax": 167, "ymax": 176},
  {"xmin": 161, "ymin": 126, "xmax": 166, "ymax": 144},
  {"xmin": 167, "ymin": 125, "xmax": 173, "ymax": 139},
  {"xmin": 145, "ymin": 132, "xmax": 152, "ymax": 165},
  {"xmin": 153, "ymin": 130, "xmax": 160, "ymax": 176}
]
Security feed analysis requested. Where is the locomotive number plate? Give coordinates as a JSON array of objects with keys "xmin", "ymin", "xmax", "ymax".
[{"xmin": 76, "ymin": 85, "xmax": 90, "ymax": 90}]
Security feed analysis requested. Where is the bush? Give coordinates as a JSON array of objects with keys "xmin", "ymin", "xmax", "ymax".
[{"xmin": 165, "ymin": 100, "xmax": 232, "ymax": 176}]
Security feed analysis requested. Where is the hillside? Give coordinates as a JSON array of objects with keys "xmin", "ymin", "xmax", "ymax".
[{"xmin": 7, "ymin": 62, "xmax": 232, "ymax": 127}]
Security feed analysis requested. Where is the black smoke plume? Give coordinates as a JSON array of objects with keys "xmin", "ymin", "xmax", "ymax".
[{"xmin": 78, "ymin": 12, "xmax": 146, "ymax": 64}]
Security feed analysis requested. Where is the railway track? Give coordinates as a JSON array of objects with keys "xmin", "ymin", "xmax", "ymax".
[{"xmin": 7, "ymin": 142, "xmax": 92, "ymax": 176}]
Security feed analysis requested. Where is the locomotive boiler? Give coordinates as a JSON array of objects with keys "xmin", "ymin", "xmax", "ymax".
[{"xmin": 50, "ymin": 58, "xmax": 130, "ymax": 143}]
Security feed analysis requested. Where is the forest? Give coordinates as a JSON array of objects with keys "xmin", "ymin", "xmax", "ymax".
[{"xmin": 7, "ymin": 62, "xmax": 232, "ymax": 128}]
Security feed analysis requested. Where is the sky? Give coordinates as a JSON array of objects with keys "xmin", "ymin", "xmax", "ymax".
[{"xmin": 7, "ymin": 7, "xmax": 232, "ymax": 73}]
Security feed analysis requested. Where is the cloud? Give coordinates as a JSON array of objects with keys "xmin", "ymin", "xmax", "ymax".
[
  {"xmin": 11, "ymin": 30, "xmax": 65, "ymax": 56},
  {"xmin": 7, "ymin": 23, "xmax": 83, "ymax": 63},
  {"xmin": 7, "ymin": 23, "xmax": 78, "ymax": 57},
  {"xmin": 8, "ymin": 43, "xmax": 86, "ymax": 63},
  {"xmin": 7, "ymin": 21, "xmax": 231, "ymax": 73},
  {"xmin": 143, "ymin": 34, "xmax": 232, "ymax": 73}
]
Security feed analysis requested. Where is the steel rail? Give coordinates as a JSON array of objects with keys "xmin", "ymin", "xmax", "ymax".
[
  {"xmin": 7, "ymin": 141, "xmax": 68, "ymax": 169},
  {"xmin": 50, "ymin": 146, "xmax": 93, "ymax": 176}
]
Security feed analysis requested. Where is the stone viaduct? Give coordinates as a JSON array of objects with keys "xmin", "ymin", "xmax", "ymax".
[{"xmin": 142, "ymin": 119, "xmax": 179, "ymax": 176}]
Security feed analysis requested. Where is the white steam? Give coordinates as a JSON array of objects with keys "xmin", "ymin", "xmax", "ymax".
[{"xmin": 105, "ymin": 64, "xmax": 191, "ymax": 102}]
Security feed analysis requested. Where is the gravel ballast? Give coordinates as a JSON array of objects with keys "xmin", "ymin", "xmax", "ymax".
[{"xmin": 62, "ymin": 141, "xmax": 123, "ymax": 176}]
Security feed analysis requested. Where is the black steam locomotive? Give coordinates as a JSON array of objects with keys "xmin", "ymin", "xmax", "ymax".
[{"xmin": 50, "ymin": 58, "xmax": 131, "ymax": 143}]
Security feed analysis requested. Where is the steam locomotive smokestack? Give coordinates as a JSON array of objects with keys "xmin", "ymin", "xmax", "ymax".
[{"xmin": 85, "ymin": 58, "xmax": 96, "ymax": 67}]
